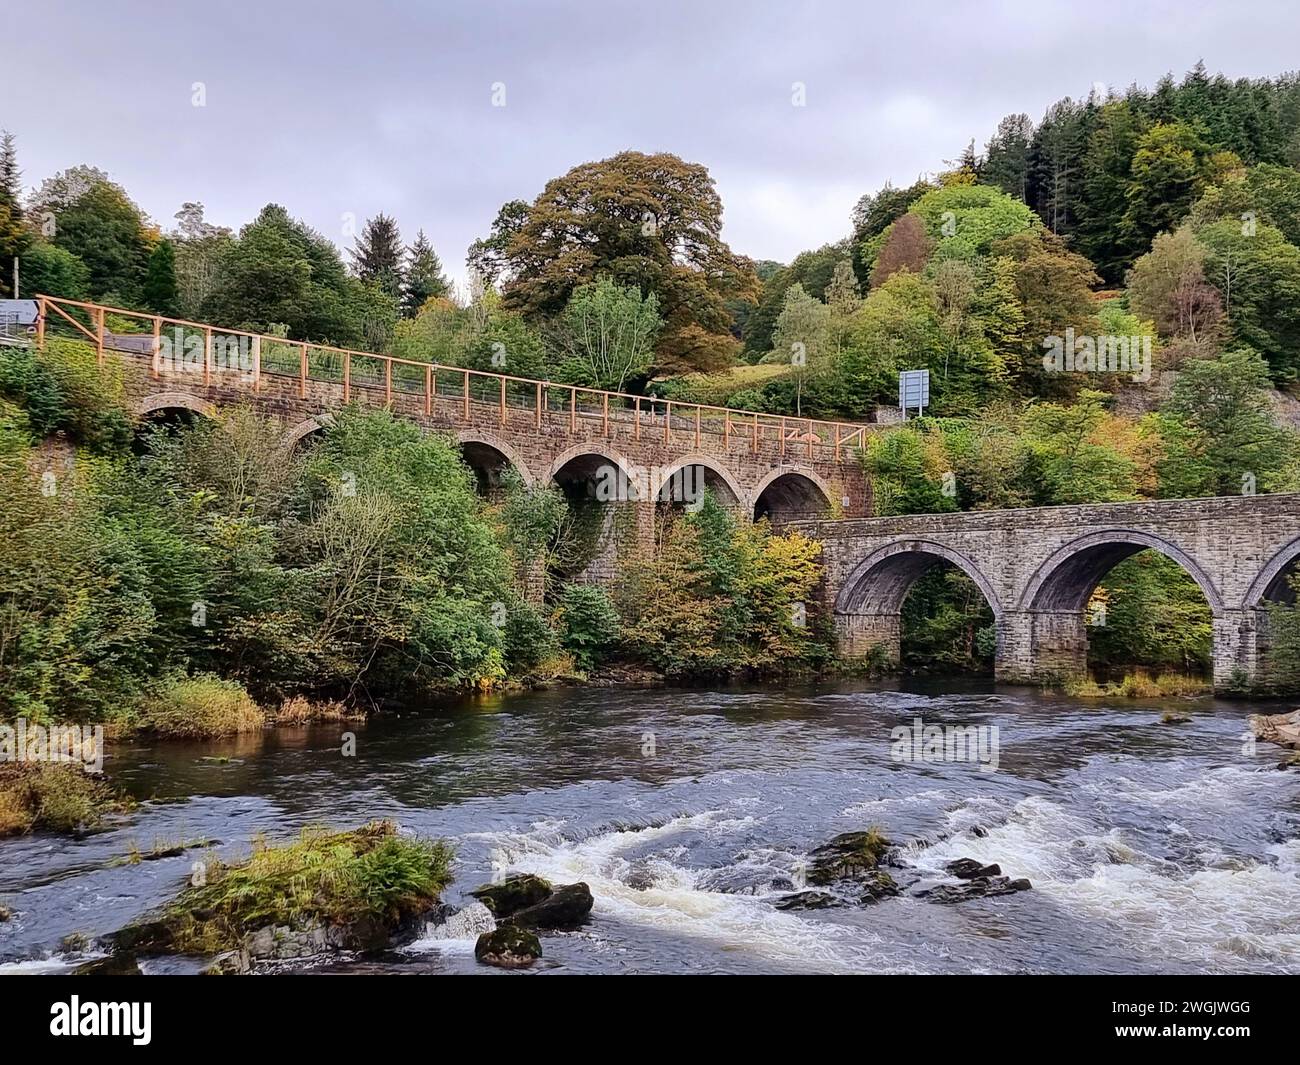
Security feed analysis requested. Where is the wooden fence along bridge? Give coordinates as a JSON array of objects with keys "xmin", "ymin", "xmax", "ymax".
[{"xmin": 31, "ymin": 295, "xmax": 1300, "ymax": 690}]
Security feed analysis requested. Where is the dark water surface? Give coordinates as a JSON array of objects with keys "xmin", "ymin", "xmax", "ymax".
[{"xmin": 2, "ymin": 679, "xmax": 1298, "ymax": 974}]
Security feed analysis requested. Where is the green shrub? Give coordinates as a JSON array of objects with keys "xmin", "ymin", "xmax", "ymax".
[
  {"xmin": 555, "ymin": 583, "xmax": 621, "ymax": 670},
  {"xmin": 0, "ymin": 763, "xmax": 128, "ymax": 837},
  {"xmin": 138, "ymin": 675, "xmax": 265, "ymax": 738}
]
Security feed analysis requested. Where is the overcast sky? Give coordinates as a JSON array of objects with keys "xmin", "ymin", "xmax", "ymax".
[{"xmin": 4, "ymin": 1, "xmax": 1298, "ymax": 290}]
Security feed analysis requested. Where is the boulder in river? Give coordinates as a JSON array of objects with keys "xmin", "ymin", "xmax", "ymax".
[
  {"xmin": 475, "ymin": 925, "xmax": 542, "ymax": 969},
  {"xmin": 774, "ymin": 890, "xmax": 844, "ymax": 911},
  {"xmin": 806, "ymin": 828, "xmax": 893, "ymax": 886},
  {"xmin": 72, "ymin": 953, "xmax": 142, "ymax": 975},
  {"xmin": 1250, "ymin": 708, "xmax": 1300, "ymax": 750},
  {"xmin": 946, "ymin": 858, "xmax": 1002, "ymax": 880},
  {"xmin": 916, "ymin": 875, "xmax": 1031, "ymax": 904},
  {"xmin": 469, "ymin": 873, "xmax": 553, "ymax": 918},
  {"xmin": 505, "ymin": 882, "xmax": 594, "ymax": 930}
]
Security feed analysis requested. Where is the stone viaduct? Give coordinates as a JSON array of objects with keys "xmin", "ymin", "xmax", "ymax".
[
  {"xmin": 37, "ymin": 296, "xmax": 1300, "ymax": 690},
  {"xmin": 795, "ymin": 493, "xmax": 1300, "ymax": 690},
  {"xmin": 36, "ymin": 295, "xmax": 872, "ymax": 573}
]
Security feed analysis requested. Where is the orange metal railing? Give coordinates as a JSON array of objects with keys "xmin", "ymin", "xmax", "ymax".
[{"xmin": 34, "ymin": 294, "xmax": 873, "ymax": 464}]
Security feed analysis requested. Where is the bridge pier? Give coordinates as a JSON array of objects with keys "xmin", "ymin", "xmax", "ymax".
[
  {"xmin": 834, "ymin": 612, "xmax": 901, "ymax": 663},
  {"xmin": 994, "ymin": 610, "xmax": 1088, "ymax": 684},
  {"xmin": 1212, "ymin": 608, "xmax": 1260, "ymax": 689}
]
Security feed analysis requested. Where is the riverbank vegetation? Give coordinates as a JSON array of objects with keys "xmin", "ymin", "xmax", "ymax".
[
  {"xmin": 0, "ymin": 762, "xmax": 129, "ymax": 837},
  {"xmin": 3, "ymin": 63, "xmax": 1300, "ymax": 694}
]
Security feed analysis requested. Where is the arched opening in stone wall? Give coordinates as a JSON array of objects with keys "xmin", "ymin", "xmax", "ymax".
[
  {"xmin": 548, "ymin": 450, "xmax": 642, "ymax": 583},
  {"xmin": 655, "ymin": 459, "xmax": 743, "ymax": 517},
  {"xmin": 459, "ymin": 440, "xmax": 528, "ymax": 500},
  {"xmin": 834, "ymin": 542, "xmax": 1000, "ymax": 673},
  {"xmin": 1026, "ymin": 534, "xmax": 1218, "ymax": 683},
  {"xmin": 753, "ymin": 470, "xmax": 831, "ymax": 525},
  {"xmin": 133, "ymin": 396, "xmax": 216, "ymax": 453},
  {"xmin": 1247, "ymin": 538, "xmax": 1300, "ymax": 689}
]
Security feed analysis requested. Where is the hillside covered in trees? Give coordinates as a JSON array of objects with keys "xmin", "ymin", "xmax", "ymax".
[{"xmin": 4, "ymin": 62, "xmax": 1300, "ymax": 692}]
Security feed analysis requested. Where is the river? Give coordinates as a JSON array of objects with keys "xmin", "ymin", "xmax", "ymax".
[{"xmin": 2, "ymin": 679, "xmax": 1298, "ymax": 975}]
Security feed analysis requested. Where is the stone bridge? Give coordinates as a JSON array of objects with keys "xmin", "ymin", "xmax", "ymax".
[
  {"xmin": 795, "ymin": 493, "xmax": 1300, "ymax": 690},
  {"xmin": 37, "ymin": 295, "xmax": 871, "ymax": 575}
]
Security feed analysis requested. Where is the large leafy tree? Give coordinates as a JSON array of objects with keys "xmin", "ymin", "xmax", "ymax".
[
  {"xmin": 481, "ymin": 151, "xmax": 757, "ymax": 374},
  {"xmin": 556, "ymin": 277, "xmax": 662, "ymax": 392},
  {"xmin": 1156, "ymin": 348, "xmax": 1298, "ymax": 496},
  {"xmin": 205, "ymin": 204, "xmax": 357, "ymax": 343},
  {"xmin": 1197, "ymin": 218, "xmax": 1300, "ymax": 381},
  {"xmin": 1119, "ymin": 122, "xmax": 1214, "ymax": 259},
  {"xmin": 30, "ymin": 167, "xmax": 154, "ymax": 304}
]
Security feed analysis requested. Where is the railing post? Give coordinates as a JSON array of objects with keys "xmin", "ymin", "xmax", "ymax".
[
  {"xmin": 425, "ymin": 365, "xmax": 432, "ymax": 416},
  {"xmin": 203, "ymin": 325, "xmax": 211, "ymax": 385},
  {"xmin": 724, "ymin": 411, "xmax": 730, "ymax": 450},
  {"xmin": 602, "ymin": 392, "xmax": 609, "ymax": 437},
  {"xmin": 634, "ymin": 396, "xmax": 641, "ymax": 441},
  {"xmin": 463, "ymin": 370, "xmax": 470, "ymax": 420},
  {"xmin": 500, "ymin": 377, "xmax": 507, "ymax": 427},
  {"xmin": 385, "ymin": 358, "xmax": 393, "ymax": 407},
  {"xmin": 95, "ymin": 306, "xmax": 105, "ymax": 365},
  {"xmin": 780, "ymin": 416, "xmax": 786, "ymax": 457},
  {"xmin": 343, "ymin": 351, "xmax": 351, "ymax": 403},
  {"xmin": 835, "ymin": 423, "xmax": 842, "ymax": 463},
  {"xmin": 806, "ymin": 420, "xmax": 814, "ymax": 459},
  {"xmin": 252, "ymin": 335, "xmax": 262, "ymax": 391},
  {"xmin": 752, "ymin": 413, "xmax": 758, "ymax": 455},
  {"xmin": 664, "ymin": 401, "xmax": 671, "ymax": 444},
  {"xmin": 299, "ymin": 343, "xmax": 308, "ymax": 399},
  {"xmin": 36, "ymin": 296, "xmax": 46, "ymax": 348},
  {"xmin": 535, "ymin": 381, "xmax": 542, "ymax": 429},
  {"xmin": 694, "ymin": 405, "xmax": 701, "ymax": 449},
  {"xmin": 569, "ymin": 387, "xmax": 576, "ymax": 434},
  {"xmin": 151, "ymin": 315, "xmax": 161, "ymax": 378}
]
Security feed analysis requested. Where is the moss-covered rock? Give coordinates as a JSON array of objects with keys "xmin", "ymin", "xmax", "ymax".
[
  {"xmin": 806, "ymin": 827, "xmax": 893, "ymax": 886},
  {"xmin": 475, "ymin": 925, "xmax": 541, "ymax": 969},
  {"xmin": 109, "ymin": 820, "xmax": 453, "ymax": 961},
  {"xmin": 505, "ymin": 881, "xmax": 593, "ymax": 929},
  {"xmin": 469, "ymin": 873, "xmax": 553, "ymax": 918}
]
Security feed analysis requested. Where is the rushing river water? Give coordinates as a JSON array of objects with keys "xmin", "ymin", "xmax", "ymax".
[{"xmin": 2, "ymin": 679, "xmax": 1299, "ymax": 975}]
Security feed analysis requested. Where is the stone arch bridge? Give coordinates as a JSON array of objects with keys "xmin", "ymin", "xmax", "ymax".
[
  {"xmin": 795, "ymin": 493, "xmax": 1300, "ymax": 690},
  {"xmin": 36, "ymin": 296, "xmax": 872, "ymax": 569}
]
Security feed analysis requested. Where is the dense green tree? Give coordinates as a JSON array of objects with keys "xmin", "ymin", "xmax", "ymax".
[
  {"xmin": 32, "ymin": 169, "xmax": 154, "ymax": 304},
  {"xmin": 17, "ymin": 241, "xmax": 89, "ymax": 301},
  {"xmin": 484, "ymin": 151, "xmax": 757, "ymax": 374},
  {"xmin": 1197, "ymin": 218, "xmax": 1300, "ymax": 380},
  {"xmin": 205, "ymin": 204, "xmax": 357, "ymax": 344},
  {"xmin": 350, "ymin": 213, "xmax": 404, "ymax": 302},
  {"xmin": 982, "ymin": 114, "xmax": 1035, "ymax": 201},
  {"xmin": 401, "ymin": 229, "xmax": 449, "ymax": 316},
  {"xmin": 555, "ymin": 277, "xmax": 662, "ymax": 392},
  {"xmin": 143, "ymin": 238, "xmax": 179, "ymax": 316},
  {"xmin": 1156, "ymin": 348, "xmax": 1298, "ymax": 496},
  {"xmin": 1119, "ymin": 122, "xmax": 1214, "ymax": 257}
]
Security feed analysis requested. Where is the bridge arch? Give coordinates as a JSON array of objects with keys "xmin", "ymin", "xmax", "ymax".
[
  {"xmin": 1017, "ymin": 529, "xmax": 1225, "ymax": 615},
  {"xmin": 283, "ymin": 414, "xmax": 334, "ymax": 450},
  {"xmin": 1244, "ymin": 533, "xmax": 1300, "ymax": 608},
  {"xmin": 545, "ymin": 443, "xmax": 648, "ymax": 501},
  {"xmin": 652, "ymin": 453, "xmax": 744, "ymax": 509},
  {"xmin": 835, "ymin": 539, "xmax": 1003, "ymax": 618},
  {"xmin": 457, "ymin": 429, "xmax": 536, "ymax": 493},
  {"xmin": 753, "ymin": 465, "xmax": 834, "ymax": 524},
  {"xmin": 137, "ymin": 392, "xmax": 217, "ymax": 419}
]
